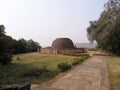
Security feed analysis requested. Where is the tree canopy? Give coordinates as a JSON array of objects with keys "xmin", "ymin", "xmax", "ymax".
[{"xmin": 87, "ymin": 0, "xmax": 120, "ymax": 55}]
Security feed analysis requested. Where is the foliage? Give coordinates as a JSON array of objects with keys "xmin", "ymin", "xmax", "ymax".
[
  {"xmin": 13, "ymin": 38, "xmax": 40, "ymax": 54},
  {"xmin": 57, "ymin": 62, "xmax": 71, "ymax": 72},
  {"xmin": 23, "ymin": 68, "xmax": 58, "ymax": 79},
  {"xmin": 81, "ymin": 55, "xmax": 90, "ymax": 60},
  {"xmin": 63, "ymin": 53, "xmax": 90, "ymax": 57},
  {"xmin": 72, "ymin": 60, "xmax": 80, "ymax": 65},
  {"xmin": 16, "ymin": 38, "xmax": 27, "ymax": 53},
  {"xmin": 104, "ymin": 0, "xmax": 120, "ymax": 11},
  {"xmin": 72, "ymin": 55, "xmax": 90, "ymax": 65},
  {"xmin": 26, "ymin": 39, "xmax": 40, "ymax": 52},
  {"xmin": 0, "ymin": 25, "xmax": 12, "ymax": 65},
  {"xmin": 0, "ymin": 53, "xmax": 12, "ymax": 65},
  {"xmin": 87, "ymin": 0, "xmax": 120, "ymax": 55}
]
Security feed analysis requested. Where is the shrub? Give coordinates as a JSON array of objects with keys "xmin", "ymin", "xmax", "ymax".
[
  {"xmin": 72, "ymin": 59, "xmax": 83, "ymax": 66},
  {"xmin": 0, "ymin": 53, "xmax": 12, "ymax": 65},
  {"xmin": 63, "ymin": 53, "xmax": 90, "ymax": 57},
  {"xmin": 82, "ymin": 55, "xmax": 90, "ymax": 60},
  {"xmin": 17, "ymin": 57, "xmax": 21, "ymax": 60},
  {"xmin": 72, "ymin": 55, "xmax": 90, "ymax": 66},
  {"xmin": 23, "ymin": 68, "xmax": 58, "ymax": 78},
  {"xmin": 57, "ymin": 62, "xmax": 71, "ymax": 72},
  {"xmin": 72, "ymin": 60, "xmax": 80, "ymax": 65}
]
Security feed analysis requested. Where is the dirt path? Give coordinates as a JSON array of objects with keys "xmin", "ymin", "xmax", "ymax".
[{"xmin": 31, "ymin": 56, "xmax": 110, "ymax": 90}]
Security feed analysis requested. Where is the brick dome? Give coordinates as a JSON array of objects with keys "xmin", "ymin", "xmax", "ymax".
[{"xmin": 52, "ymin": 38, "xmax": 74, "ymax": 50}]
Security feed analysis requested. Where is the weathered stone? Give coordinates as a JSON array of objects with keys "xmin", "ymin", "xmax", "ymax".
[
  {"xmin": 52, "ymin": 38, "xmax": 74, "ymax": 50},
  {"xmin": 18, "ymin": 83, "xmax": 30, "ymax": 90},
  {"xmin": 1, "ymin": 85, "xmax": 12, "ymax": 90}
]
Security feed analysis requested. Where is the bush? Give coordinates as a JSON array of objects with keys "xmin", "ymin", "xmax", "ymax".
[
  {"xmin": 17, "ymin": 57, "xmax": 21, "ymax": 60},
  {"xmin": 23, "ymin": 68, "xmax": 59, "ymax": 80},
  {"xmin": 0, "ymin": 53, "xmax": 12, "ymax": 65},
  {"xmin": 72, "ymin": 55, "xmax": 90, "ymax": 66},
  {"xmin": 72, "ymin": 59, "xmax": 83, "ymax": 66},
  {"xmin": 72, "ymin": 60, "xmax": 80, "ymax": 65},
  {"xmin": 57, "ymin": 62, "xmax": 71, "ymax": 72},
  {"xmin": 82, "ymin": 55, "xmax": 90, "ymax": 60},
  {"xmin": 63, "ymin": 53, "xmax": 90, "ymax": 57}
]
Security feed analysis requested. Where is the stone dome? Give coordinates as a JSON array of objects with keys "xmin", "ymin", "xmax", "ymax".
[{"xmin": 52, "ymin": 38, "xmax": 74, "ymax": 50}]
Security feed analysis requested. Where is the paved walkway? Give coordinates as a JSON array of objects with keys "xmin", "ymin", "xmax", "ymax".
[{"xmin": 31, "ymin": 56, "xmax": 110, "ymax": 90}]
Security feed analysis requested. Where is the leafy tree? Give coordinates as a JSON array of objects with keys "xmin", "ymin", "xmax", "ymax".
[
  {"xmin": 16, "ymin": 38, "xmax": 27, "ymax": 53},
  {"xmin": 104, "ymin": 0, "xmax": 120, "ymax": 11},
  {"xmin": 13, "ymin": 39, "xmax": 40, "ymax": 54},
  {"xmin": 26, "ymin": 39, "xmax": 40, "ymax": 52},
  {"xmin": 0, "ymin": 25, "xmax": 5, "ymax": 36},
  {"xmin": 0, "ymin": 25, "xmax": 12, "ymax": 65},
  {"xmin": 87, "ymin": 0, "xmax": 120, "ymax": 55}
]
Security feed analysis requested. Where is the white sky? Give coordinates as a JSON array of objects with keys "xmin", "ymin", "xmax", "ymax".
[{"xmin": 0, "ymin": 0, "xmax": 107, "ymax": 47}]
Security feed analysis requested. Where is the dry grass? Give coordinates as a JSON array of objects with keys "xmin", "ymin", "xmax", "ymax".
[
  {"xmin": 0, "ymin": 53, "xmax": 83, "ymax": 84},
  {"xmin": 106, "ymin": 56, "xmax": 120, "ymax": 90}
]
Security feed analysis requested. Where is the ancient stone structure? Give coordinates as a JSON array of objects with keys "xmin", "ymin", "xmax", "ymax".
[
  {"xmin": 37, "ymin": 46, "xmax": 41, "ymax": 52},
  {"xmin": 52, "ymin": 38, "xmax": 74, "ymax": 50},
  {"xmin": 40, "ymin": 47, "xmax": 60, "ymax": 54},
  {"xmin": 39, "ymin": 38, "xmax": 86, "ymax": 54}
]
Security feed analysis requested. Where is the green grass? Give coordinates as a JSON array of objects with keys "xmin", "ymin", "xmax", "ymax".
[
  {"xmin": 106, "ymin": 56, "xmax": 120, "ymax": 90},
  {"xmin": 62, "ymin": 53, "xmax": 89, "ymax": 57},
  {"xmin": 0, "ymin": 53, "xmax": 88, "ymax": 84}
]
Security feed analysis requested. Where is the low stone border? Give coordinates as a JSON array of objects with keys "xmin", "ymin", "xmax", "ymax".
[{"xmin": 0, "ymin": 83, "xmax": 30, "ymax": 90}]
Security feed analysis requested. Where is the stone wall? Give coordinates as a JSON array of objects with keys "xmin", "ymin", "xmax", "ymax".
[
  {"xmin": 39, "ymin": 48, "xmax": 87, "ymax": 55},
  {"xmin": 61, "ymin": 48, "xmax": 87, "ymax": 54},
  {"xmin": 40, "ymin": 48, "xmax": 60, "ymax": 54}
]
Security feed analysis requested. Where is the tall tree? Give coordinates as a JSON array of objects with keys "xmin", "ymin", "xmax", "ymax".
[
  {"xmin": 26, "ymin": 39, "xmax": 40, "ymax": 52},
  {"xmin": 16, "ymin": 38, "xmax": 27, "ymax": 53},
  {"xmin": 87, "ymin": 0, "xmax": 120, "ymax": 55},
  {"xmin": 0, "ymin": 25, "xmax": 12, "ymax": 65}
]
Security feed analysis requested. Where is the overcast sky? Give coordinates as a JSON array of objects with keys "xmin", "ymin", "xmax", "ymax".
[{"xmin": 0, "ymin": 0, "xmax": 107, "ymax": 47}]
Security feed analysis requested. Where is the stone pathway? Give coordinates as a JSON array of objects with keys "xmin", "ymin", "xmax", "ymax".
[{"xmin": 31, "ymin": 56, "xmax": 110, "ymax": 90}]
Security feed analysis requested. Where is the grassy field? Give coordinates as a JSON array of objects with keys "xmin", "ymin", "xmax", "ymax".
[
  {"xmin": 106, "ymin": 56, "xmax": 120, "ymax": 90},
  {"xmin": 0, "ymin": 53, "xmax": 88, "ymax": 84}
]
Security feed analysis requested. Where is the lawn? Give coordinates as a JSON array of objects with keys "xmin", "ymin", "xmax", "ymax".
[
  {"xmin": 106, "ymin": 56, "xmax": 120, "ymax": 90},
  {"xmin": 0, "ymin": 53, "xmax": 88, "ymax": 84}
]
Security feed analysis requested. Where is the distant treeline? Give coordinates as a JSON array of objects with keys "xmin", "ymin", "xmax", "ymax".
[
  {"xmin": 10, "ymin": 38, "xmax": 40, "ymax": 54},
  {"xmin": 1, "ymin": 31, "xmax": 40, "ymax": 54}
]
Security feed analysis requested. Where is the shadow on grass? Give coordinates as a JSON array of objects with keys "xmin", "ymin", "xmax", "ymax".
[{"xmin": 0, "ymin": 63, "xmax": 59, "ymax": 85}]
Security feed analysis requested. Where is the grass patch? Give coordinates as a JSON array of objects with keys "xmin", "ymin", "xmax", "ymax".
[
  {"xmin": 62, "ymin": 53, "xmax": 90, "ymax": 57},
  {"xmin": 57, "ymin": 62, "xmax": 71, "ymax": 72},
  {"xmin": 106, "ymin": 56, "xmax": 120, "ymax": 90},
  {"xmin": 72, "ymin": 55, "xmax": 90, "ymax": 66},
  {"xmin": 0, "ymin": 53, "xmax": 89, "ymax": 84}
]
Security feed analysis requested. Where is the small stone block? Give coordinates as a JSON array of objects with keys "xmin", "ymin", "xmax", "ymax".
[
  {"xmin": 1, "ymin": 85, "xmax": 12, "ymax": 90},
  {"xmin": 18, "ymin": 83, "xmax": 30, "ymax": 90}
]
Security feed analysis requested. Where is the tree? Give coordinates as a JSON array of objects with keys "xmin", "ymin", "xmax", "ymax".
[
  {"xmin": 13, "ymin": 39, "xmax": 40, "ymax": 54},
  {"xmin": 26, "ymin": 39, "xmax": 40, "ymax": 52},
  {"xmin": 16, "ymin": 38, "xmax": 27, "ymax": 53},
  {"xmin": 0, "ymin": 25, "xmax": 12, "ymax": 65},
  {"xmin": 87, "ymin": 0, "xmax": 120, "ymax": 55},
  {"xmin": 104, "ymin": 0, "xmax": 120, "ymax": 11}
]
